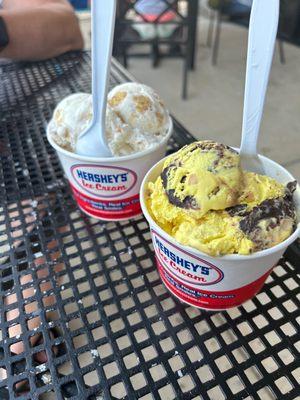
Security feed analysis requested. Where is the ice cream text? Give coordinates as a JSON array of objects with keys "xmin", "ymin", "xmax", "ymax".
[{"xmin": 155, "ymin": 237, "xmax": 210, "ymax": 276}]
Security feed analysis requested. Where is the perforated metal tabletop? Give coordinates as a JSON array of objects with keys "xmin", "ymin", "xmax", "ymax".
[{"xmin": 0, "ymin": 52, "xmax": 299, "ymax": 400}]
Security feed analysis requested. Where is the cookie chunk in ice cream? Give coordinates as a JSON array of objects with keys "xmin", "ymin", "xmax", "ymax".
[{"xmin": 48, "ymin": 83, "xmax": 170, "ymax": 157}]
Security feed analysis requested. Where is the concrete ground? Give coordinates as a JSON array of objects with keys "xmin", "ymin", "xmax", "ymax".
[
  {"xmin": 78, "ymin": 13, "xmax": 300, "ymax": 181},
  {"xmin": 128, "ymin": 18, "xmax": 300, "ymax": 181}
]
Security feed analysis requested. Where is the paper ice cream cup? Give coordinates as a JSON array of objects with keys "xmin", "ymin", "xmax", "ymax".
[
  {"xmin": 47, "ymin": 118, "xmax": 173, "ymax": 221},
  {"xmin": 140, "ymin": 153, "xmax": 300, "ymax": 310}
]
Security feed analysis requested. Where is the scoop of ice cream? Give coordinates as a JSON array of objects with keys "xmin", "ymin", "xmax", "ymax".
[
  {"xmin": 174, "ymin": 178, "xmax": 296, "ymax": 256},
  {"xmin": 147, "ymin": 141, "xmax": 298, "ymax": 256},
  {"xmin": 49, "ymin": 83, "xmax": 170, "ymax": 156},
  {"xmin": 158, "ymin": 141, "xmax": 243, "ymax": 219},
  {"xmin": 48, "ymin": 93, "xmax": 92, "ymax": 152},
  {"xmin": 149, "ymin": 174, "xmax": 296, "ymax": 256},
  {"xmin": 234, "ymin": 181, "xmax": 297, "ymax": 252},
  {"xmin": 107, "ymin": 82, "xmax": 169, "ymax": 144},
  {"xmin": 173, "ymin": 210, "xmax": 254, "ymax": 256}
]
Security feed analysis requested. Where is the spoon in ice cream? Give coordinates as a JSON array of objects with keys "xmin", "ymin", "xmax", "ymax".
[
  {"xmin": 240, "ymin": 0, "xmax": 280, "ymax": 174},
  {"xmin": 76, "ymin": 0, "xmax": 116, "ymax": 157}
]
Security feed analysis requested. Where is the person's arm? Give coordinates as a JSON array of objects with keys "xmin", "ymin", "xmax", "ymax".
[{"xmin": 0, "ymin": 0, "xmax": 84, "ymax": 60}]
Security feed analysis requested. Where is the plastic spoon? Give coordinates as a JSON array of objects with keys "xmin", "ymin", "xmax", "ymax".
[
  {"xmin": 76, "ymin": 0, "xmax": 117, "ymax": 157},
  {"xmin": 240, "ymin": 0, "xmax": 280, "ymax": 174}
]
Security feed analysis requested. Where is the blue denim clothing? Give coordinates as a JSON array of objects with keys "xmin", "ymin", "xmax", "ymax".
[
  {"xmin": 224, "ymin": 0, "xmax": 252, "ymax": 15},
  {"xmin": 209, "ymin": 0, "xmax": 252, "ymax": 14},
  {"xmin": 135, "ymin": 0, "xmax": 175, "ymax": 16}
]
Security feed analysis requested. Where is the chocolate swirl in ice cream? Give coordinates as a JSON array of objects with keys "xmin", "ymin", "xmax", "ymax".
[
  {"xmin": 226, "ymin": 204, "xmax": 249, "ymax": 217},
  {"xmin": 189, "ymin": 140, "xmax": 238, "ymax": 159},
  {"xmin": 161, "ymin": 163, "xmax": 199, "ymax": 210},
  {"xmin": 238, "ymin": 181, "xmax": 297, "ymax": 251}
]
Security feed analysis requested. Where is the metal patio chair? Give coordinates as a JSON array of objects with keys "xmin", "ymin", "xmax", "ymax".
[{"xmin": 113, "ymin": 0, "xmax": 199, "ymax": 99}]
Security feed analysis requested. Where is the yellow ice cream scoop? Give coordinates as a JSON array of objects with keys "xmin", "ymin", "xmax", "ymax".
[
  {"xmin": 160, "ymin": 140, "xmax": 243, "ymax": 218},
  {"xmin": 148, "ymin": 174, "xmax": 296, "ymax": 256},
  {"xmin": 173, "ymin": 211, "xmax": 254, "ymax": 256},
  {"xmin": 147, "ymin": 141, "xmax": 297, "ymax": 256},
  {"xmin": 173, "ymin": 181, "xmax": 296, "ymax": 256}
]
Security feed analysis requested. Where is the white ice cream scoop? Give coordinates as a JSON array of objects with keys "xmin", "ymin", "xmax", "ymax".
[
  {"xmin": 240, "ymin": 0, "xmax": 280, "ymax": 174},
  {"xmin": 76, "ymin": 0, "xmax": 116, "ymax": 157}
]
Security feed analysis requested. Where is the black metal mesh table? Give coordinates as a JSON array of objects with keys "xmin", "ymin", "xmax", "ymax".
[{"xmin": 0, "ymin": 52, "xmax": 299, "ymax": 400}]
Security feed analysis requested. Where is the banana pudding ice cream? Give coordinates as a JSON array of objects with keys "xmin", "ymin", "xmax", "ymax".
[
  {"xmin": 158, "ymin": 141, "xmax": 243, "ymax": 219},
  {"xmin": 147, "ymin": 141, "xmax": 297, "ymax": 256},
  {"xmin": 107, "ymin": 82, "xmax": 169, "ymax": 155},
  {"xmin": 48, "ymin": 93, "xmax": 92, "ymax": 153},
  {"xmin": 48, "ymin": 83, "xmax": 170, "ymax": 157}
]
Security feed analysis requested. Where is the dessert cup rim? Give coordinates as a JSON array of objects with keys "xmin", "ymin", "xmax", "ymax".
[
  {"xmin": 140, "ymin": 152, "xmax": 300, "ymax": 261},
  {"xmin": 46, "ymin": 116, "xmax": 173, "ymax": 163}
]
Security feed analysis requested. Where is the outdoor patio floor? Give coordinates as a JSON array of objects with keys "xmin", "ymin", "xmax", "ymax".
[{"xmin": 126, "ymin": 17, "xmax": 300, "ymax": 181}]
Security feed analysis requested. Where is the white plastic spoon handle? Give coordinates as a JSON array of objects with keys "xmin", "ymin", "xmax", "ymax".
[
  {"xmin": 240, "ymin": 0, "xmax": 280, "ymax": 156},
  {"xmin": 91, "ymin": 0, "xmax": 117, "ymax": 139}
]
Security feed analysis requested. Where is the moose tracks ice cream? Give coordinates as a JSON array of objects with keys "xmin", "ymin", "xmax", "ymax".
[{"xmin": 147, "ymin": 141, "xmax": 297, "ymax": 256}]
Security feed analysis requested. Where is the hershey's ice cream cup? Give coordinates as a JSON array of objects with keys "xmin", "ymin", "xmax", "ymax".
[
  {"xmin": 47, "ymin": 118, "xmax": 173, "ymax": 221},
  {"xmin": 140, "ymin": 154, "xmax": 300, "ymax": 310}
]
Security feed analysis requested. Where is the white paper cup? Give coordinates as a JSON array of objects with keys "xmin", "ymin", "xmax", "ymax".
[
  {"xmin": 140, "ymin": 153, "xmax": 300, "ymax": 310},
  {"xmin": 47, "ymin": 118, "xmax": 173, "ymax": 221}
]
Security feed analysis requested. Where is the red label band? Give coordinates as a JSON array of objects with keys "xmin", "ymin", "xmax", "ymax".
[
  {"xmin": 156, "ymin": 257, "xmax": 273, "ymax": 310},
  {"xmin": 70, "ymin": 184, "xmax": 141, "ymax": 220}
]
